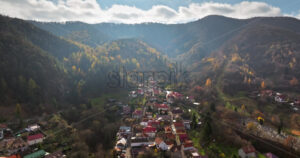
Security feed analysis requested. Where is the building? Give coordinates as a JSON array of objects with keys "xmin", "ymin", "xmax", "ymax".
[
  {"xmin": 26, "ymin": 124, "xmax": 40, "ymax": 132},
  {"xmin": 264, "ymin": 152, "xmax": 278, "ymax": 158},
  {"xmin": 183, "ymin": 140, "xmax": 194, "ymax": 151},
  {"xmin": 154, "ymin": 137, "xmax": 168, "ymax": 151},
  {"xmin": 131, "ymin": 137, "xmax": 153, "ymax": 147},
  {"xmin": 143, "ymin": 126, "xmax": 156, "ymax": 138},
  {"xmin": 275, "ymin": 93, "xmax": 288, "ymax": 103},
  {"xmin": 27, "ymin": 134, "xmax": 44, "ymax": 146},
  {"xmin": 132, "ymin": 109, "xmax": 143, "ymax": 119},
  {"xmin": 0, "ymin": 124, "xmax": 7, "ymax": 140},
  {"xmin": 24, "ymin": 150, "xmax": 46, "ymax": 158},
  {"xmin": 122, "ymin": 105, "xmax": 131, "ymax": 115},
  {"xmin": 45, "ymin": 151, "xmax": 66, "ymax": 158},
  {"xmin": 238, "ymin": 145, "xmax": 256, "ymax": 158},
  {"xmin": 0, "ymin": 138, "xmax": 28, "ymax": 155},
  {"xmin": 156, "ymin": 103, "xmax": 169, "ymax": 112}
]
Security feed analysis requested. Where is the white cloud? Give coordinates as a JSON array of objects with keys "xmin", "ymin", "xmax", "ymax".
[{"xmin": 0, "ymin": 0, "xmax": 292, "ymax": 24}]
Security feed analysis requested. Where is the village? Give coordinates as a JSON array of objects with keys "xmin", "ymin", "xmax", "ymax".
[
  {"xmin": 1, "ymin": 76, "xmax": 300, "ymax": 158},
  {"xmin": 112, "ymin": 77, "xmax": 292, "ymax": 158}
]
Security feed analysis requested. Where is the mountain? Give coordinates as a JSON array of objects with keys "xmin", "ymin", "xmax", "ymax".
[
  {"xmin": 0, "ymin": 16, "xmax": 78, "ymax": 116},
  {"xmin": 182, "ymin": 16, "xmax": 300, "ymax": 94},
  {"xmin": 31, "ymin": 21, "xmax": 110, "ymax": 47},
  {"xmin": 2, "ymin": 14, "xmax": 300, "ymax": 115},
  {"xmin": 63, "ymin": 39, "xmax": 169, "ymax": 98},
  {"xmin": 31, "ymin": 15, "xmax": 247, "ymax": 57},
  {"xmin": 0, "ymin": 15, "xmax": 170, "ymax": 117}
]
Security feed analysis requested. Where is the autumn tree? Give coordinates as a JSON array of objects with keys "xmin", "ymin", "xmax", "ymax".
[
  {"xmin": 205, "ymin": 78, "xmax": 212, "ymax": 87},
  {"xmin": 261, "ymin": 81, "xmax": 266, "ymax": 89},
  {"xmin": 289, "ymin": 77, "xmax": 299, "ymax": 86},
  {"xmin": 257, "ymin": 116, "xmax": 264, "ymax": 125},
  {"xmin": 285, "ymin": 136, "xmax": 297, "ymax": 150}
]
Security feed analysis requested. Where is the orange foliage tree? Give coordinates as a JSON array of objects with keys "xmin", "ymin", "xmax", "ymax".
[
  {"xmin": 205, "ymin": 78, "xmax": 212, "ymax": 87},
  {"xmin": 261, "ymin": 81, "xmax": 266, "ymax": 89},
  {"xmin": 289, "ymin": 77, "xmax": 299, "ymax": 86}
]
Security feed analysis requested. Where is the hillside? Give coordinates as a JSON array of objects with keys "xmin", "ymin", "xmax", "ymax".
[
  {"xmin": 63, "ymin": 39, "xmax": 169, "ymax": 98},
  {"xmin": 182, "ymin": 16, "xmax": 300, "ymax": 94},
  {"xmin": 31, "ymin": 21, "xmax": 111, "ymax": 47},
  {"xmin": 0, "ymin": 17, "xmax": 73, "ymax": 118},
  {"xmin": 32, "ymin": 15, "xmax": 247, "ymax": 57},
  {"xmin": 0, "ymin": 16, "xmax": 172, "ymax": 115}
]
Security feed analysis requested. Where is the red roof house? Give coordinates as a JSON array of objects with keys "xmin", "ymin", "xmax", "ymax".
[{"xmin": 27, "ymin": 133, "xmax": 44, "ymax": 146}]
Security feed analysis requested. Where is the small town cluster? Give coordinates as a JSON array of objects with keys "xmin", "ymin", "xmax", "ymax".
[{"xmin": 113, "ymin": 78, "xmax": 282, "ymax": 158}]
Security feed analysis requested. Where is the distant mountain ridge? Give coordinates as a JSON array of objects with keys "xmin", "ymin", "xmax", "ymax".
[
  {"xmin": 1, "ymin": 14, "xmax": 300, "ymax": 117},
  {"xmin": 0, "ymin": 15, "xmax": 170, "ymax": 116}
]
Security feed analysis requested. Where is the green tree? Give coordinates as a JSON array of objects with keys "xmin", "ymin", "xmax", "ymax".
[
  {"xmin": 201, "ymin": 112, "xmax": 212, "ymax": 142},
  {"xmin": 0, "ymin": 78, "xmax": 7, "ymax": 100},
  {"xmin": 15, "ymin": 103, "xmax": 23, "ymax": 127},
  {"xmin": 18, "ymin": 75, "xmax": 27, "ymax": 100},
  {"xmin": 191, "ymin": 113, "xmax": 198, "ymax": 129},
  {"xmin": 28, "ymin": 78, "xmax": 39, "ymax": 103},
  {"xmin": 278, "ymin": 118, "xmax": 283, "ymax": 134},
  {"xmin": 210, "ymin": 103, "xmax": 216, "ymax": 112}
]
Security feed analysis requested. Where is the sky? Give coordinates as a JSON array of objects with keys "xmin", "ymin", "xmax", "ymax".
[{"xmin": 0, "ymin": 0, "xmax": 299, "ymax": 24}]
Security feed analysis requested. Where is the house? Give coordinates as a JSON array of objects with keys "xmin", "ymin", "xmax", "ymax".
[
  {"xmin": 186, "ymin": 96, "xmax": 195, "ymax": 102},
  {"xmin": 260, "ymin": 90, "xmax": 273, "ymax": 97},
  {"xmin": 132, "ymin": 109, "xmax": 143, "ymax": 119},
  {"xmin": 238, "ymin": 145, "xmax": 256, "ymax": 158},
  {"xmin": 294, "ymin": 98, "xmax": 300, "ymax": 106},
  {"xmin": 0, "ymin": 124, "xmax": 13, "ymax": 139},
  {"xmin": 183, "ymin": 140, "xmax": 194, "ymax": 151},
  {"xmin": 183, "ymin": 120, "xmax": 191, "ymax": 130},
  {"xmin": 137, "ymin": 89, "xmax": 144, "ymax": 95},
  {"xmin": 129, "ymin": 91, "xmax": 137, "ymax": 98},
  {"xmin": 156, "ymin": 115, "xmax": 171, "ymax": 121},
  {"xmin": 179, "ymin": 133, "xmax": 188, "ymax": 142},
  {"xmin": 153, "ymin": 88, "xmax": 160, "ymax": 95},
  {"xmin": 264, "ymin": 152, "xmax": 278, "ymax": 158},
  {"xmin": 173, "ymin": 122, "xmax": 185, "ymax": 130},
  {"xmin": 275, "ymin": 93, "xmax": 288, "ymax": 103},
  {"xmin": 166, "ymin": 92, "xmax": 175, "ymax": 104},
  {"xmin": 131, "ymin": 137, "xmax": 153, "ymax": 147},
  {"xmin": 156, "ymin": 103, "xmax": 169, "ymax": 111},
  {"xmin": 115, "ymin": 138, "xmax": 127, "ymax": 150},
  {"xmin": 119, "ymin": 126, "xmax": 131, "ymax": 134},
  {"xmin": 143, "ymin": 126, "xmax": 156, "ymax": 137},
  {"xmin": 0, "ymin": 130, "xmax": 3, "ymax": 140},
  {"xmin": 154, "ymin": 137, "xmax": 168, "ymax": 151},
  {"xmin": 165, "ymin": 126, "xmax": 172, "ymax": 134},
  {"xmin": 0, "ymin": 155, "xmax": 22, "ymax": 158},
  {"xmin": 0, "ymin": 138, "xmax": 28, "ymax": 155},
  {"xmin": 27, "ymin": 133, "xmax": 44, "ymax": 146},
  {"xmin": 172, "ymin": 108, "xmax": 183, "ymax": 115},
  {"xmin": 24, "ymin": 150, "xmax": 46, "ymax": 158},
  {"xmin": 27, "ymin": 124, "xmax": 40, "ymax": 132},
  {"xmin": 147, "ymin": 120, "xmax": 160, "ymax": 128},
  {"xmin": 122, "ymin": 106, "xmax": 131, "ymax": 115},
  {"xmin": 45, "ymin": 150, "xmax": 66, "ymax": 158}
]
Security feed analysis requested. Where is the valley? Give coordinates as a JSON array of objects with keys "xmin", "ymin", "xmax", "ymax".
[{"xmin": 0, "ymin": 14, "xmax": 300, "ymax": 158}]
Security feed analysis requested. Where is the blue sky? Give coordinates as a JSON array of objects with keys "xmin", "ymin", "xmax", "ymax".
[
  {"xmin": 96, "ymin": 0, "xmax": 299, "ymax": 14},
  {"xmin": 0, "ymin": 0, "xmax": 299, "ymax": 23}
]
